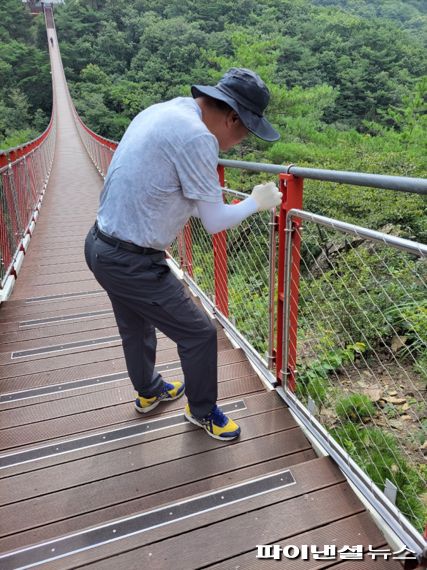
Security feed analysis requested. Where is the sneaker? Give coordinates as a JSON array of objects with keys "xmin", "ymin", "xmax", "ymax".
[
  {"xmin": 135, "ymin": 381, "xmax": 185, "ymax": 413},
  {"xmin": 184, "ymin": 403, "xmax": 241, "ymax": 441}
]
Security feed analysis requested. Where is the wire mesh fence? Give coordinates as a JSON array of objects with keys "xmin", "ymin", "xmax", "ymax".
[
  {"xmin": 169, "ymin": 189, "xmax": 275, "ymax": 362},
  {"xmin": 225, "ymin": 192, "xmax": 274, "ymax": 358},
  {"xmin": 287, "ymin": 211, "xmax": 427, "ymax": 532},
  {"xmin": 0, "ymin": 124, "xmax": 56, "ymax": 288},
  {"xmin": 72, "ymin": 109, "xmax": 116, "ymax": 178}
]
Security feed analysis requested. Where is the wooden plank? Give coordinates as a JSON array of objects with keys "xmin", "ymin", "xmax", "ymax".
[
  {"xmin": 0, "ymin": 315, "xmax": 117, "ymax": 344},
  {"xmin": 23, "ymin": 269, "xmax": 93, "ymax": 286},
  {"xmin": 0, "ymin": 296, "xmax": 111, "ymax": 325},
  {"xmin": 11, "ymin": 279, "xmax": 102, "ymax": 300},
  {"xmin": 0, "ymin": 339, "xmax": 123, "ymax": 365},
  {"xmin": 0, "ymin": 336, "xmax": 232, "ymax": 367},
  {"xmin": 0, "ymin": 313, "xmax": 221, "ymax": 345},
  {"xmin": 19, "ymin": 270, "xmax": 94, "ymax": 288},
  {"xmin": 38, "ymin": 478, "xmax": 362, "ymax": 570},
  {"xmin": 0, "ymin": 377, "xmax": 132, "ymax": 412},
  {"xmin": 0, "ymin": 372, "xmax": 263, "ymax": 450},
  {"xmin": 204, "ymin": 511, "xmax": 399, "ymax": 569},
  {"xmin": 0, "ymin": 346, "xmax": 244, "ymax": 380},
  {"xmin": 0, "ymin": 371, "xmax": 259, "ymax": 430},
  {"xmin": 82, "ymin": 482, "xmax": 364, "ymax": 570},
  {"xmin": 0, "ymin": 391, "xmax": 284, "ymax": 477},
  {"xmin": 0, "ymin": 326, "xmax": 228, "ymax": 358},
  {"xmin": 0, "ymin": 358, "xmax": 255, "ymax": 412},
  {"xmin": 0, "ymin": 358, "xmax": 129, "ymax": 391},
  {"xmin": 0, "ymin": 322, "xmax": 120, "ymax": 351},
  {"xmin": 0, "ymin": 449, "xmax": 319, "ymax": 552},
  {"xmin": 0, "ymin": 409, "xmax": 303, "ymax": 505},
  {"xmin": 0, "ymin": 347, "xmax": 248, "ymax": 395},
  {"xmin": 0, "ymin": 345, "xmax": 126, "ymax": 377},
  {"xmin": 11, "ymin": 260, "xmax": 88, "ymax": 275},
  {"xmin": 0, "ymin": 285, "xmax": 205, "ymax": 324}
]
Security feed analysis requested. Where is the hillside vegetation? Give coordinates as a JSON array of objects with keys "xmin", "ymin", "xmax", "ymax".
[
  {"xmin": 31, "ymin": 0, "xmax": 427, "ymax": 237},
  {"xmin": 0, "ymin": 0, "xmax": 51, "ymax": 148}
]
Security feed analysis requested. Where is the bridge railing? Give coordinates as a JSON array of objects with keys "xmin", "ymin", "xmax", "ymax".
[
  {"xmin": 71, "ymin": 105, "xmax": 116, "ymax": 179},
  {"xmin": 282, "ymin": 207, "xmax": 427, "ymax": 547},
  {"xmin": 0, "ymin": 3, "xmax": 57, "ymax": 302},
  {"xmin": 71, "ymin": 107, "xmax": 426, "ymax": 560},
  {"xmin": 0, "ymin": 114, "xmax": 56, "ymax": 301},
  {"xmin": 173, "ymin": 163, "xmax": 427, "ymax": 558}
]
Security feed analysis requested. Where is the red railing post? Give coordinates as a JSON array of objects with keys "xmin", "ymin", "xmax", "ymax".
[
  {"xmin": 276, "ymin": 173, "xmax": 303, "ymax": 391},
  {"xmin": 213, "ymin": 165, "xmax": 228, "ymax": 317},
  {"xmin": 183, "ymin": 223, "xmax": 193, "ymax": 278},
  {"xmin": 177, "ymin": 233, "xmax": 184, "ymax": 269}
]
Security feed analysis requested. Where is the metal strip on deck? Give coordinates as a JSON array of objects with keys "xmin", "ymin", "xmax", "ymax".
[
  {"xmin": 0, "ymin": 371, "xmax": 128, "ymax": 402},
  {"xmin": 0, "ymin": 400, "xmax": 246, "ymax": 468},
  {"xmin": 24, "ymin": 290, "xmax": 104, "ymax": 304},
  {"xmin": 11, "ymin": 335, "xmax": 121, "ymax": 359},
  {"xmin": 0, "ymin": 360, "xmax": 180, "ymax": 403},
  {"xmin": 0, "ymin": 469, "xmax": 295, "ymax": 570},
  {"xmin": 19, "ymin": 309, "xmax": 113, "ymax": 328}
]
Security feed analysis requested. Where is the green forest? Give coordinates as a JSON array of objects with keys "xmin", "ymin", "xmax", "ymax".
[
  {"xmin": 0, "ymin": 0, "xmax": 52, "ymax": 148},
  {"xmin": 1, "ymin": 0, "xmax": 426, "ymax": 235},
  {"xmin": 1, "ymin": 0, "xmax": 426, "ymax": 529}
]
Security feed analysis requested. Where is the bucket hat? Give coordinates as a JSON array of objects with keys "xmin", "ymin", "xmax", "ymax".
[{"xmin": 191, "ymin": 68, "xmax": 280, "ymax": 142}]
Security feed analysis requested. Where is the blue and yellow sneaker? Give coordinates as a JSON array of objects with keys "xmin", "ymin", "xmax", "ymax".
[
  {"xmin": 184, "ymin": 403, "xmax": 241, "ymax": 441},
  {"xmin": 135, "ymin": 381, "xmax": 185, "ymax": 413}
]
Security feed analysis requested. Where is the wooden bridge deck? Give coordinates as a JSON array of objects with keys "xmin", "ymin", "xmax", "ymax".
[{"xmin": 0, "ymin": 24, "xmax": 402, "ymax": 570}]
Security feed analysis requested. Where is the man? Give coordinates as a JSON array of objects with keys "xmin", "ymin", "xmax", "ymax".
[{"xmin": 85, "ymin": 67, "xmax": 282, "ymax": 442}]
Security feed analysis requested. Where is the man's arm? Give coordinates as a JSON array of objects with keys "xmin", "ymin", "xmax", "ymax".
[{"xmin": 196, "ymin": 182, "xmax": 282, "ymax": 235}]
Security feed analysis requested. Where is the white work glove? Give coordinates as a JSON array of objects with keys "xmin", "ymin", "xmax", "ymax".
[{"xmin": 251, "ymin": 181, "xmax": 282, "ymax": 211}]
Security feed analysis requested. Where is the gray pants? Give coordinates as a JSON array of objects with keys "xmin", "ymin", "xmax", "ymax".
[{"xmin": 84, "ymin": 226, "xmax": 218, "ymax": 417}]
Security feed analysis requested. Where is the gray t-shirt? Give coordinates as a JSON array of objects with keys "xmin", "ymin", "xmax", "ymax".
[{"xmin": 97, "ymin": 97, "xmax": 222, "ymax": 250}]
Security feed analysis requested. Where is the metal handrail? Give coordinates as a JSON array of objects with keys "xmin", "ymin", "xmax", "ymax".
[
  {"xmin": 219, "ymin": 158, "xmax": 427, "ymax": 194},
  {"xmin": 289, "ymin": 209, "xmax": 427, "ymax": 256}
]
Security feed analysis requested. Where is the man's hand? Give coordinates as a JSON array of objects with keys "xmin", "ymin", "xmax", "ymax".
[{"xmin": 251, "ymin": 182, "xmax": 283, "ymax": 211}]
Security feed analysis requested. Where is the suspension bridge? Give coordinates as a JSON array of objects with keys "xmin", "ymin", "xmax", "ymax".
[{"xmin": 0, "ymin": 5, "xmax": 426, "ymax": 569}]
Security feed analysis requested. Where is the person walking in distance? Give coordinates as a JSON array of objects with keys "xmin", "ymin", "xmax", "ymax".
[{"xmin": 85, "ymin": 68, "xmax": 282, "ymax": 441}]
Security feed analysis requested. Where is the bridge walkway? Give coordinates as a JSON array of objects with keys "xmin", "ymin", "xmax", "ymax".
[{"xmin": 0, "ymin": 20, "xmax": 402, "ymax": 570}]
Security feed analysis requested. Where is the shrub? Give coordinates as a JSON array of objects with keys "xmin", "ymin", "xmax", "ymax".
[
  {"xmin": 299, "ymin": 245, "xmax": 426, "ymax": 361},
  {"xmin": 296, "ymin": 374, "xmax": 329, "ymax": 408},
  {"xmin": 335, "ymin": 393, "xmax": 376, "ymax": 422},
  {"xmin": 296, "ymin": 342, "xmax": 366, "ymax": 409},
  {"xmin": 385, "ymin": 299, "xmax": 427, "ymax": 380},
  {"xmin": 331, "ymin": 423, "xmax": 426, "ymax": 531}
]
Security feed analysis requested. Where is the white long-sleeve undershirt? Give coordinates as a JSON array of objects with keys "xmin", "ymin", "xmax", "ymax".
[{"xmin": 195, "ymin": 197, "xmax": 258, "ymax": 235}]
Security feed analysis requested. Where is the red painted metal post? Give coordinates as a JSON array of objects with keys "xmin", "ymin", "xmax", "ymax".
[
  {"xmin": 177, "ymin": 233, "xmax": 184, "ymax": 269},
  {"xmin": 183, "ymin": 223, "xmax": 193, "ymax": 278},
  {"xmin": 0, "ymin": 170, "xmax": 12, "ymax": 279},
  {"xmin": 0, "ymin": 153, "xmax": 8, "ymax": 169},
  {"xmin": 213, "ymin": 165, "xmax": 228, "ymax": 317},
  {"xmin": 275, "ymin": 173, "xmax": 303, "ymax": 391}
]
